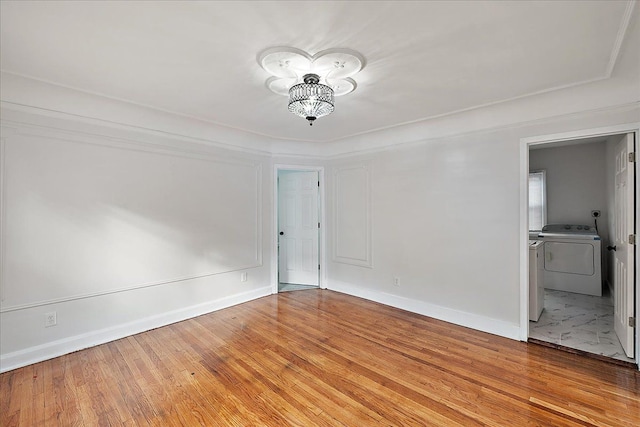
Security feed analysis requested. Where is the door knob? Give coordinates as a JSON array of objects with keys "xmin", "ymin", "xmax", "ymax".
[
  {"xmin": 607, "ymin": 245, "xmax": 617, "ymax": 251},
  {"xmin": 279, "ymin": 231, "xmax": 284, "ymax": 235}
]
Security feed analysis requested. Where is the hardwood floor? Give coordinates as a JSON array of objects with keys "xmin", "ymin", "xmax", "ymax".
[{"xmin": 1, "ymin": 289, "xmax": 639, "ymax": 426}]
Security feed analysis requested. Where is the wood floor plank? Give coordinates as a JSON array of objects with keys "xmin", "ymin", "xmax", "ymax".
[
  {"xmin": 1, "ymin": 289, "xmax": 638, "ymax": 426},
  {"xmin": 252, "ymin": 295, "xmax": 563, "ymax": 425},
  {"xmin": 1, "ymin": 368, "xmax": 23, "ymax": 427},
  {"xmin": 58, "ymin": 355, "xmax": 84, "ymax": 427},
  {"xmin": 255, "ymin": 307, "xmax": 540, "ymax": 426},
  {"xmin": 280, "ymin": 290, "xmax": 640, "ymax": 425},
  {"xmin": 240, "ymin": 308, "xmax": 480, "ymax": 425}
]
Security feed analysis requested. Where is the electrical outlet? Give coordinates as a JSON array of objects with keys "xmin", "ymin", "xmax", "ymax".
[
  {"xmin": 240, "ymin": 272, "xmax": 247, "ymax": 282},
  {"xmin": 45, "ymin": 312, "xmax": 57, "ymax": 327},
  {"xmin": 591, "ymin": 210, "xmax": 601, "ymax": 218},
  {"xmin": 394, "ymin": 277, "xmax": 400, "ymax": 287}
]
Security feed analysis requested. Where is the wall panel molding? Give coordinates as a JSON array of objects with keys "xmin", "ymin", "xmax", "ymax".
[
  {"xmin": 1, "ymin": 113, "xmax": 267, "ymax": 166},
  {"xmin": 0, "ymin": 136, "xmax": 6, "ymax": 303},
  {"xmin": 1, "ymin": 99, "xmax": 275, "ymax": 157},
  {"xmin": 3, "ymin": 98, "xmax": 639, "ymax": 161},
  {"xmin": 0, "ymin": 117, "xmax": 264, "ymax": 312},
  {"xmin": 332, "ymin": 163, "xmax": 372, "ymax": 268}
]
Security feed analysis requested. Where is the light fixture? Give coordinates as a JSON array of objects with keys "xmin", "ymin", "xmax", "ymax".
[
  {"xmin": 288, "ymin": 74, "xmax": 334, "ymax": 126},
  {"xmin": 258, "ymin": 47, "xmax": 365, "ymax": 126}
]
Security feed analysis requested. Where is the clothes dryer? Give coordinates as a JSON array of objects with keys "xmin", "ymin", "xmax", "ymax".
[{"xmin": 538, "ymin": 224, "xmax": 602, "ymax": 296}]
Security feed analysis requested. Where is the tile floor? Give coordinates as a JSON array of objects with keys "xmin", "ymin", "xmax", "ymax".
[{"xmin": 529, "ymin": 288, "xmax": 635, "ymax": 363}]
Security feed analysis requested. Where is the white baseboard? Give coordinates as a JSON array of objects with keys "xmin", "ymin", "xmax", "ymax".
[
  {"xmin": 0, "ymin": 286, "xmax": 271, "ymax": 373},
  {"xmin": 328, "ymin": 280, "xmax": 521, "ymax": 340}
]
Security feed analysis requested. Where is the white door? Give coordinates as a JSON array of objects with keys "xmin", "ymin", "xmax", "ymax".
[
  {"xmin": 613, "ymin": 133, "xmax": 635, "ymax": 358},
  {"xmin": 278, "ymin": 171, "xmax": 319, "ymax": 286}
]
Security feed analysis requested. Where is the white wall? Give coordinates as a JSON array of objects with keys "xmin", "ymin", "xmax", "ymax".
[
  {"xmin": 327, "ymin": 134, "xmax": 521, "ymax": 332},
  {"xmin": 2, "ymin": 101, "xmax": 638, "ymax": 373},
  {"xmin": 323, "ymin": 7, "xmax": 639, "ymax": 339},
  {"xmin": 3, "ymin": 103, "xmax": 639, "ymax": 372},
  {"xmin": 326, "ymin": 106, "xmax": 639, "ymax": 339},
  {"xmin": 0, "ymin": 108, "xmax": 273, "ymax": 372},
  {"xmin": 529, "ymin": 141, "xmax": 608, "ymax": 237}
]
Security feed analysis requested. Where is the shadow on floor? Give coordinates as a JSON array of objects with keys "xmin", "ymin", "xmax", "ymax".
[{"xmin": 278, "ymin": 283, "xmax": 319, "ymax": 292}]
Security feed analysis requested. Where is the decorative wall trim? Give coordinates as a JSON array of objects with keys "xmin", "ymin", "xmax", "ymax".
[
  {"xmin": 1, "ymin": 266, "xmax": 263, "ymax": 313},
  {"xmin": 0, "ymin": 97, "xmax": 276, "ymax": 156},
  {"xmin": 0, "ymin": 119, "xmax": 264, "ymax": 312},
  {"xmin": 3, "ymin": 96, "xmax": 639, "ymax": 161},
  {"xmin": 332, "ymin": 163, "xmax": 373, "ymax": 267},
  {"xmin": 329, "ymin": 280, "xmax": 521, "ymax": 341},
  {"xmin": 0, "ymin": 286, "xmax": 272, "ymax": 373},
  {"xmin": 0, "ymin": 136, "xmax": 5, "ymax": 303},
  {"xmin": 520, "ymin": 122, "xmax": 640, "ymax": 146},
  {"xmin": 1, "ymin": 112, "xmax": 268, "ymax": 165},
  {"xmin": 254, "ymin": 163, "xmax": 264, "ymax": 267}
]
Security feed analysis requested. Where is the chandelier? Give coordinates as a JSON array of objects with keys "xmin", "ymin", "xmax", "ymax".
[
  {"xmin": 258, "ymin": 47, "xmax": 365, "ymax": 126},
  {"xmin": 288, "ymin": 74, "xmax": 334, "ymax": 126}
]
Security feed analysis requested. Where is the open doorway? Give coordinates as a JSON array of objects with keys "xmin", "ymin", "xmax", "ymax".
[
  {"xmin": 521, "ymin": 127, "xmax": 639, "ymax": 368},
  {"xmin": 273, "ymin": 166, "xmax": 325, "ymax": 293}
]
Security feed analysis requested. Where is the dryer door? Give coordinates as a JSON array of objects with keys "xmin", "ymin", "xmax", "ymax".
[{"xmin": 543, "ymin": 241, "xmax": 594, "ymax": 275}]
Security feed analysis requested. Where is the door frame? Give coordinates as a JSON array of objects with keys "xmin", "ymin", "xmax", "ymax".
[
  {"xmin": 519, "ymin": 122, "xmax": 640, "ymax": 370},
  {"xmin": 272, "ymin": 164, "xmax": 326, "ymax": 294}
]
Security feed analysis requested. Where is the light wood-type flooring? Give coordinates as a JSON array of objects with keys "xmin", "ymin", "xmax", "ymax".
[{"xmin": 1, "ymin": 289, "xmax": 639, "ymax": 426}]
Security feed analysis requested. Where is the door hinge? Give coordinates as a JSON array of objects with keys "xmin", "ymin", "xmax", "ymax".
[
  {"xmin": 318, "ymin": 181, "xmax": 320, "ymax": 187},
  {"xmin": 318, "ymin": 222, "xmax": 320, "ymax": 229},
  {"xmin": 630, "ymin": 234, "xmax": 637, "ymax": 245},
  {"xmin": 629, "ymin": 317, "xmax": 636, "ymax": 328},
  {"xmin": 629, "ymin": 152, "xmax": 636, "ymax": 162},
  {"xmin": 318, "ymin": 264, "xmax": 320, "ymax": 270}
]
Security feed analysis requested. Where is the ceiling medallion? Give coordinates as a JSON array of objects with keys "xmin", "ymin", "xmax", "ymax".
[{"xmin": 258, "ymin": 47, "xmax": 366, "ymax": 125}]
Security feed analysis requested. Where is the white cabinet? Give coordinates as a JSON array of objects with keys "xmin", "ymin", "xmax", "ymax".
[{"xmin": 529, "ymin": 241, "xmax": 544, "ymax": 321}]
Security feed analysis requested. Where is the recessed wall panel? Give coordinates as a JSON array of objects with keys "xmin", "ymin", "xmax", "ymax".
[
  {"xmin": 1, "ymin": 131, "xmax": 262, "ymax": 310},
  {"xmin": 332, "ymin": 164, "xmax": 372, "ymax": 267}
]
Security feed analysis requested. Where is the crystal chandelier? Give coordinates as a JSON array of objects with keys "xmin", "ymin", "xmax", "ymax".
[
  {"xmin": 258, "ymin": 47, "xmax": 365, "ymax": 127},
  {"xmin": 288, "ymin": 74, "xmax": 334, "ymax": 126}
]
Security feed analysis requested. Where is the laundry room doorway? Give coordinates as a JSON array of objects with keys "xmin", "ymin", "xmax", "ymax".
[
  {"xmin": 520, "ymin": 125, "xmax": 639, "ymax": 368},
  {"xmin": 273, "ymin": 166, "xmax": 326, "ymax": 293}
]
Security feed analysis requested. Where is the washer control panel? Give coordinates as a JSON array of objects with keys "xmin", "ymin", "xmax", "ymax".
[{"xmin": 542, "ymin": 224, "xmax": 595, "ymax": 234}]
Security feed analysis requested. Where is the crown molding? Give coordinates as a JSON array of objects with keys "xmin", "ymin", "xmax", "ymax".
[{"xmin": 2, "ymin": 68, "xmax": 638, "ymax": 160}]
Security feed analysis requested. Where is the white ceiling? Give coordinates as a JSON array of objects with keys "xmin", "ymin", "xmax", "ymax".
[{"xmin": 0, "ymin": 1, "xmax": 636, "ymax": 143}]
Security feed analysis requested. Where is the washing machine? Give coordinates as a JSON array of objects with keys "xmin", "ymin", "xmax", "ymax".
[{"xmin": 538, "ymin": 224, "xmax": 602, "ymax": 296}]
